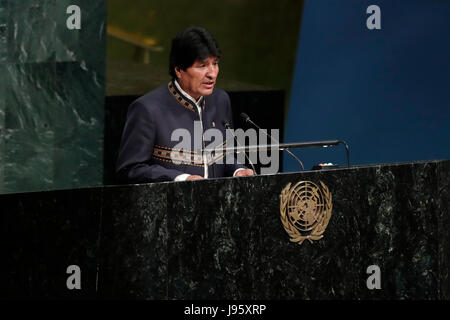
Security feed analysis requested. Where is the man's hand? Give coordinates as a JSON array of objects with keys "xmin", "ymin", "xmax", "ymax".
[
  {"xmin": 234, "ymin": 169, "xmax": 255, "ymax": 177},
  {"xmin": 186, "ymin": 175, "xmax": 204, "ymax": 181}
]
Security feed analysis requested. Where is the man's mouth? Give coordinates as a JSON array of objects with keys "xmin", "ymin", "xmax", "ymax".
[{"xmin": 203, "ymin": 82, "xmax": 215, "ymax": 89}]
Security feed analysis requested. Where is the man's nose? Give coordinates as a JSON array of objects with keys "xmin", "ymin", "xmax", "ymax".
[{"xmin": 206, "ymin": 65, "xmax": 218, "ymax": 78}]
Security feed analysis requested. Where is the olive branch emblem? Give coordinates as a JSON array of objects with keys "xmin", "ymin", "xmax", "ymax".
[{"xmin": 280, "ymin": 181, "xmax": 333, "ymax": 245}]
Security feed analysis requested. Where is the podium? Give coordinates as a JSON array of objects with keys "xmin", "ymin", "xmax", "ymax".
[{"xmin": 1, "ymin": 160, "xmax": 449, "ymax": 299}]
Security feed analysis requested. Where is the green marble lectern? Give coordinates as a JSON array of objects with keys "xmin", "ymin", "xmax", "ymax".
[{"xmin": 1, "ymin": 160, "xmax": 449, "ymax": 299}]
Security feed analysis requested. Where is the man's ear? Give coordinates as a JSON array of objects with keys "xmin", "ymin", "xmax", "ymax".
[{"xmin": 175, "ymin": 66, "xmax": 182, "ymax": 79}]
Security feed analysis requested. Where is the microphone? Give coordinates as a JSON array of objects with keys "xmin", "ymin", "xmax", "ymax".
[
  {"xmin": 240, "ymin": 113, "xmax": 305, "ymax": 171},
  {"xmin": 222, "ymin": 119, "xmax": 258, "ymax": 175}
]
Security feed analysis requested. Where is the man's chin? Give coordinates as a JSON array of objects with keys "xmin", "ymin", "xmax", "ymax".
[{"xmin": 201, "ymin": 88, "xmax": 215, "ymax": 96}]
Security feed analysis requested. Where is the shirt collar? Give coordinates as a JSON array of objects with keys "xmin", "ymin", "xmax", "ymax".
[{"xmin": 174, "ymin": 79, "xmax": 204, "ymax": 106}]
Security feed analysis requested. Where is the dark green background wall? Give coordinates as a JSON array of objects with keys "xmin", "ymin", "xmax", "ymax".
[{"xmin": 0, "ymin": 0, "xmax": 106, "ymax": 194}]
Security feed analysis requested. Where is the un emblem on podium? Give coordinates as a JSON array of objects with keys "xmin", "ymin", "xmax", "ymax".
[{"xmin": 280, "ymin": 181, "xmax": 333, "ymax": 245}]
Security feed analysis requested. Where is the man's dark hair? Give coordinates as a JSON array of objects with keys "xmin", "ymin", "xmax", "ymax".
[{"xmin": 169, "ymin": 26, "xmax": 221, "ymax": 79}]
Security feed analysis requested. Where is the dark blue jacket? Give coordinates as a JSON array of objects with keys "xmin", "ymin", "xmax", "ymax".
[{"xmin": 116, "ymin": 81, "xmax": 246, "ymax": 183}]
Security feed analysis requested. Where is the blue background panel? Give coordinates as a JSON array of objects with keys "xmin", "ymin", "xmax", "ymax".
[{"xmin": 284, "ymin": 0, "xmax": 450, "ymax": 171}]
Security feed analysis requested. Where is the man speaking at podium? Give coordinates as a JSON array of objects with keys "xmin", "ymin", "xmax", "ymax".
[{"xmin": 116, "ymin": 26, "xmax": 254, "ymax": 183}]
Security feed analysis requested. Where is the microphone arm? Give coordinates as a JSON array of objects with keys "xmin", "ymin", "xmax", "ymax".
[
  {"xmin": 204, "ymin": 140, "xmax": 351, "ymax": 168},
  {"xmin": 222, "ymin": 120, "xmax": 258, "ymax": 175},
  {"xmin": 240, "ymin": 113, "xmax": 305, "ymax": 171}
]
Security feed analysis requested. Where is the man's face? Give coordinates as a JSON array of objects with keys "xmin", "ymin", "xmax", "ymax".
[{"xmin": 175, "ymin": 56, "xmax": 219, "ymax": 101}]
